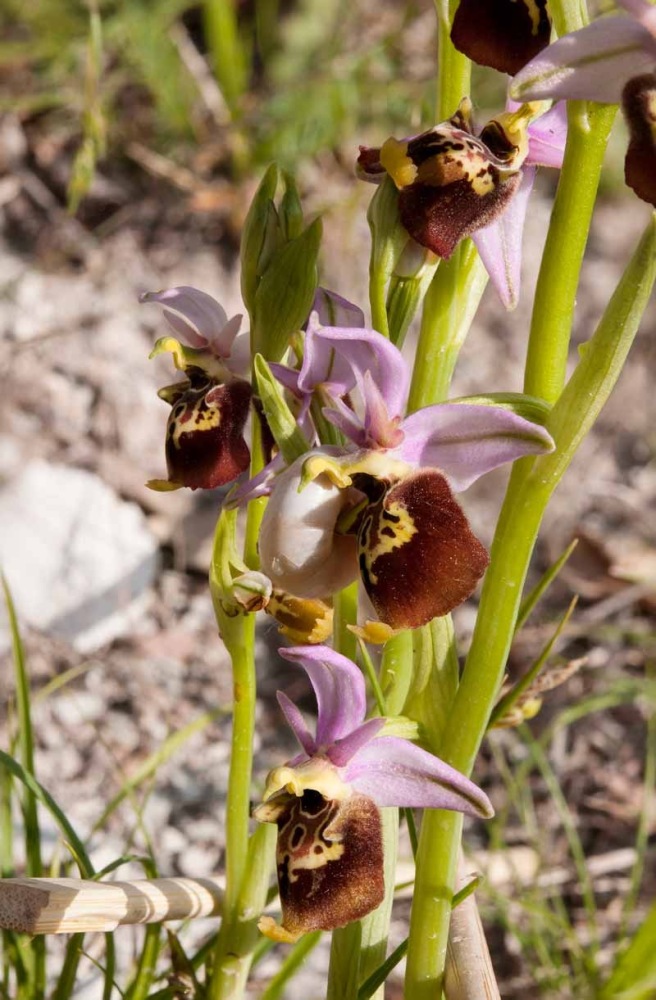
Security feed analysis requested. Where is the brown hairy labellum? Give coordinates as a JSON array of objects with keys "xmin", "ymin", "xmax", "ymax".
[
  {"xmin": 379, "ymin": 118, "xmax": 523, "ymax": 259},
  {"xmin": 398, "ymin": 169, "xmax": 521, "ymax": 259},
  {"xmin": 622, "ymin": 74, "xmax": 656, "ymax": 207},
  {"xmin": 451, "ymin": 0, "xmax": 552, "ymax": 75},
  {"xmin": 357, "ymin": 468, "xmax": 490, "ymax": 629},
  {"xmin": 161, "ymin": 372, "xmax": 252, "ymax": 490},
  {"xmin": 258, "ymin": 789, "xmax": 384, "ymax": 937}
]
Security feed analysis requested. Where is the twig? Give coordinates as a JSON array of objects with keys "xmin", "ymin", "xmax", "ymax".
[
  {"xmin": 168, "ymin": 22, "xmax": 231, "ymax": 126},
  {"xmin": 0, "ymin": 876, "xmax": 224, "ymax": 935},
  {"xmin": 125, "ymin": 143, "xmax": 200, "ymax": 193}
]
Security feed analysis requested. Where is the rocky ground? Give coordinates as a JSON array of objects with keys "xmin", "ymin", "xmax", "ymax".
[{"xmin": 1, "ymin": 109, "xmax": 655, "ymax": 998}]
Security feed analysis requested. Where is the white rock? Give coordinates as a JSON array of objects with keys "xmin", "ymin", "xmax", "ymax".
[{"xmin": 0, "ymin": 461, "xmax": 159, "ymax": 652}]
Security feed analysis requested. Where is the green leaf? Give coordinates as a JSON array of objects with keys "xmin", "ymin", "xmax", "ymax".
[
  {"xmin": 252, "ymin": 217, "xmax": 321, "ymax": 361},
  {"xmin": 280, "ymin": 170, "xmax": 304, "ymax": 240},
  {"xmin": 240, "ymin": 164, "xmax": 280, "ymax": 315},
  {"xmin": 601, "ymin": 901, "xmax": 656, "ymax": 1000},
  {"xmin": 0, "ymin": 750, "xmax": 94, "ymax": 878},
  {"xmin": 489, "ymin": 596, "xmax": 578, "ymax": 728},
  {"xmin": 385, "ymin": 261, "xmax": 439, "ymax": 347},
  {"xmin": 515, "ymin": 538, "xmax": 578, "ymax": 633},
  {"xmin": 253, "ymin": 353, "xmax": 310, "ymax": 463},
  {"xmin": 2, "ymin": 575, "xmax": 46, "ymax": 994},
  {"xmin": 358, "ymin": 937, "xmax": 408, "ymax": 1000},
  {"xmin": 259, "ymin": 932, "xmax": 322, "ymax": 1000},
  {"xmin": 536, "ymin": 213, "xmax": 656, "ymax": 489}
]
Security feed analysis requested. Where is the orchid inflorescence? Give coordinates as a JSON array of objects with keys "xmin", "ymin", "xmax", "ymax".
[{"xmin": 137, "ymin": 2, "xmax": 656, "ymax": 995}]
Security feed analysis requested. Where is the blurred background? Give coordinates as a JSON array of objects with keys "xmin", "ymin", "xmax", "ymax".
[{"xmin": 0, "ymin": 1, "xmax": 655, "ymax": 996}]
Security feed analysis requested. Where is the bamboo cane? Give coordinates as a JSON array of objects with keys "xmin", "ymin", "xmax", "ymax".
[
  {"xmin": 444, "ymin": 858, "xmax": 501, "ymax": 1000},
  {"xmin": 0, "ymin": 876, "xmax": 224, "ymax": 935}
]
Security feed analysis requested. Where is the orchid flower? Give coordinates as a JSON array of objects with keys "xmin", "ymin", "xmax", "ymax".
[
  {"xmin": 258, "ymin": 322, "xmax": 555, "ymax": 631},
  {"xmin": 253, "ymin": 645, "xmax": 493, "ymax": 940},
  {"xmin": 140, "ymin": 286, "xmax": 252, "ymax": 491},
  {"xmin": 511, "ymin": 0, "xmax": 656, "ymax": 206},
  {"xmin": 357, "ymin": 97, "xmax": 566, "ymax": 308},
  {"xmin": 450, "ymin": 0, "xmax": 552, "ymax": 76}
]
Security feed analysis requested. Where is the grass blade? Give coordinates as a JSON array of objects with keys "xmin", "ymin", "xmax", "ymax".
[
  {"xmin": 601, "ymin": 899, "xmax": 656, "ymax": 1000},
  {"xmin": 259, "ymin": 931, "xmax": 322, "ymax": 1000},
  {"xmin": 515, "ymin": 539, "xmax": 578, "ymax": 634},
  {"xmin": 490, "ymin": 596, "xmax": 578, "ymax": 727},
  {"xmin": 90, "ymin": 709, "xmax": 223, "ymax": 836},
  {"xmin": 52, "ymin": 934, "xmax": 85, "ymax": 1000},
  {"xmin": 2, "ymin": 576, "xmax": 45, "ymax": 996},
  {"xmin": 0, "ymin": 751, "xmax": 94, "ymax": 878}
]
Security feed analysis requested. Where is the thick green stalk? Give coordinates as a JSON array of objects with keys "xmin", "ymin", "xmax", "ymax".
[
  {"xmin": 434, "ymin": 0, "xmax": 470, "ymax": 121},
  {"xmin": 333, "ymin": 582, "xmax": 359, "ymax": 664},
  {"xmin": 356, "ymin": 809, "xmax": 400, "ymax": 999},
  {"xmin": 407, "ymin": 241, "xmax": 487, "ymax": 411},
  {"xmin": 404, "ymin": 213, "xmax": 656, "ymax": 999},
  {"xmin": 523, "ymin": 102, "xmax": 615, "ymax": 403},
  {"xmin": 210, "ymin": 389, "xmax": 268, "ymax": 997},
  {"xmin": 209, "ymin": 612, "xmax": 257, "ymax": 999},
  {"xmin": 380, "ymin": 631, "xmax": 414, "ymax": 717},
  {"xmin": 244, "ymin": 419, "xmax": 267, "ymax": 569},
  {"xmin": 403, "ymin": 619, "xmax": 462, "ymax": 1000},
  {"xmin": 550, "ymin": 0, "xmax": 588, "ymax": 36},
  {"xmin": 406, "ymin": 809, "xmax": 463, "ymax": 1000}
]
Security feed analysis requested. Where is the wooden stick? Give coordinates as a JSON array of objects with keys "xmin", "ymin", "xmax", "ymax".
[
  {"xmin": 0, "ymin": 876, "xmax": 224, "ymax": 935},
  {"xmin": 444, "ymin": 858, "xmax": 501, "ymax": 1000}
]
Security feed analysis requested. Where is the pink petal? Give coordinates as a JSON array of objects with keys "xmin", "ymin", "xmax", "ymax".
[
  {"xmin": 344, "ymin": 737, "xmax": 493, "ymax": 817},
  {"xmin": 328, "ymin": 718, "xmax": 386, "ymax": 767},
  {"xmin": 397, "ymin": 403, "xmax": 554, "ymax": 492},
  {"xmin": 299, "ymin": 315, "xmax": 409, "ymax": 417},
  {"xmin": 527, "ymin": 103, "xmax": 568, "ymax": 169},
  {"xmin": 279, "ymin": 646, "xmax": 367, "ymax": 746},
  {"xmin": 277, "ymin": 691, "xmax": 317, "ymax": 756},
  {"xmin": 473, "ymin": 166, "xmax": 535, "ymax": 310},
  {"xmin": 140, "ymin": 286, "xmax": 241, "ymax": 357},
  {"xmin": 312, "ymin": 288, "xmax": 365, "ymax": 328},
  {"xmin": 322, "ymin": 396, "xmax": 368, "ymax": 446},
  {"xmin": 618, "ymin": 0, "xmax": 656, "ymax": 35},
  {"xmin": 511, "ymin": 18, "xmax": 656, "ymax": 104}
]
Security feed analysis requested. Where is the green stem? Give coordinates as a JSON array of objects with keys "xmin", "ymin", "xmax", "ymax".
[
  {"xmin": 244, "ymin": 421, "xmax": 267, "ymax": 569},
  {"xmin": 407, "ymin": 240, "xmax": 487, "ymax": 411},
  {"xmin": 333, "ymin": 582, "xmax": 359, "ymax": 664},
  {"xmin": 406, "ymin": 810, "xmax": 463, "ymax": 1000},
  {"xmin": 357, "ymin": 809, "xmax": 400, "ymax": 999},
  {"xmin": 209, "ymin": 613, "xmax": 257, "ymax": 1000},
  {"xmin": 434, "ymin": 0, "xmax": 470, "ymax": 121},
  {"xmin": 523, "ymin": 102, "xmax": 615, "ymax": 403},
  {"xmin": 380, "ymin": 631, "xmax": 414, "ymax": 717},
  {"xmin": 370, "ymin": 266, "xmax": 390, "ymax": 340},
  {"xmin": 404, "ymin": 210, "xmax": 656, "ymax": 1000}
]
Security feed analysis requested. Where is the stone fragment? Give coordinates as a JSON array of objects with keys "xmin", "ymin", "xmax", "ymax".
[{"xmin": 0, "ymin": 461, "xmax": 159, "ymax": 652}]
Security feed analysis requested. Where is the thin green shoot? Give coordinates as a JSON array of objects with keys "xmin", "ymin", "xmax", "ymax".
[
  {"xmin": 89, "ymin": 709, "xmax": 223, "ymax": 836},
  {"xmin": 515, "ymin": 539, "xmax": 579, "ymax": 634},
  {"xmin": 490, "ymin": 595, "xmax": 579, "ymax": 727},
  {"xmin": 259, "ymin": 931, "xmax": 322, "ymax": 1000},
  {"xmin": 0, "ymin": 751, "xmax": 93, "ymax": 878}
]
